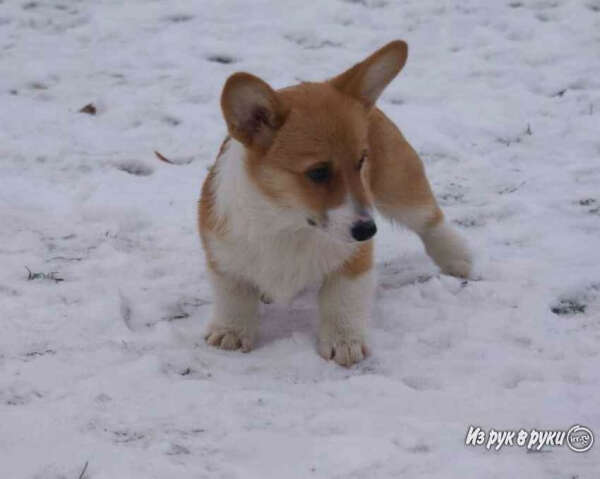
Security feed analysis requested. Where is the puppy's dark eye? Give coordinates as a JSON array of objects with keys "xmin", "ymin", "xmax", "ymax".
[
  {"xmin": 357, "ymin": 151, "xmax": 368, "ymax": 170},
  {"xmin": 306, "ymin": 165, "xmax": 331, "ymax": 183}
]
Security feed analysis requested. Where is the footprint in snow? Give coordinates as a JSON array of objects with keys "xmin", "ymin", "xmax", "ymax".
[
  {"xmin": 551, "ymin": 283, "xmax": 599, "ymax": 316},
  {"xmin": 163, "ymin": 14, "xmax": 194, "ymax": 23},
  {"xmin": 402, "ymin": 376, "xmax": 441, "ymax": 391},
  {"xmin": 207, "ymin": 54, "xmax": 236, "ymax": 64},
  {"xmin": 115, "ymin": 160, "xmax": 153, "ymax": 177}
]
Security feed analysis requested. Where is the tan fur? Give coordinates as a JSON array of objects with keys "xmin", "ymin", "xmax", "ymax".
[
  {"xmin": 329, "ymin": 40, "xmax": 408, "ymax": 108},
  {"xmin": 207, "ymin": 83, "xmax": 443, "ymax": 243},
  {"xmin": 367, "ymin": 109, "xmax": 443, "ymax": 231},
  {"xmin": 197, "ymin": 40, "xmax": 472, "ymax": 366},
  {"xmin": 220, "ymin": 73, "xmax": 287, "ymax": 150},
  {"xmin": 339, "ymin": 240, "xmax": 373, "ymax": 277},
  {"xmin": 243, "ymin": 83, "xmax": 371, "ymax": 216}
]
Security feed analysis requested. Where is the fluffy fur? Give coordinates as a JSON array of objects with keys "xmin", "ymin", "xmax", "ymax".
[{"xmin": 199, "ymin": 40, "xmax": 472, "ymax": 366}]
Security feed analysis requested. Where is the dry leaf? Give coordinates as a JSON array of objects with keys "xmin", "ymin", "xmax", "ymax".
[{"xmin": 79, "ymin": 103, "xmax": 97, "ymax": 115}]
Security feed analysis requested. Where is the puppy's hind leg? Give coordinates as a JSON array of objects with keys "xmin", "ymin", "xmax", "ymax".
[
  {"xmin": 417, "ymin": 209, "xmax": 473, "ymax": 279},
  {"xmin": 380, "ymin": 204, "xmax": 472, "ymax": 279},
  {"xmin": 368, "ymin": 111, "xmax": 472, "ymax": 278}
]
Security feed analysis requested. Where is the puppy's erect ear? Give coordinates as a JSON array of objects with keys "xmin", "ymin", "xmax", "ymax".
[
  {"xmin": 330, "ymin": 40, "xmax": 408, "ymax": 109},
  {"xmin": 221, "ymin": 72, "xmax": 286, "ymax": 150}
]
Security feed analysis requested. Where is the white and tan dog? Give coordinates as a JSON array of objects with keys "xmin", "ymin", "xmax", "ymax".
[{"xmin": 198, "ymin": 41, "xmax": 472, "ymax": 366}]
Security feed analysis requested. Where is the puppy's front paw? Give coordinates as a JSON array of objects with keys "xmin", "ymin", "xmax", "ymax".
[
  {"xmin": 205, "ymin": 324, "xmax": 254, "ymax": 352},
  {"xmin": 318, "ymin": 331, "xmax": 369, "ymax": 367}
]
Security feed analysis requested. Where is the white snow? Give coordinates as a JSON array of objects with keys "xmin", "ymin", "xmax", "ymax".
[{"xmin": 1, "ymin": 0, "xmax": 599, "ymax": 477}]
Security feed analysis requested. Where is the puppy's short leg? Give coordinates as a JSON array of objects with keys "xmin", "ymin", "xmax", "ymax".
[
  {"xmin": 318, "ymin": 244, "xmax": 374, "ymax": 367},
  {"xmin": 368, "ymin": 110, "xmax": 472, "ymax": 278},
  {"xmin": 205, "ymin": 271, "xmax": 260, "ymax": 352}
]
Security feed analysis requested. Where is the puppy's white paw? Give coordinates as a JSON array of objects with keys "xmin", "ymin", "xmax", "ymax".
[
  {"xmin": 318, "ymin": 331, "xmax": 369, "ymax": 367},
  {"xmin": 423, "ymin": 222, "xmax": 473, "ymax": 279},
  {"xmin": 438, "ymin": 257, "xmax": 472, "ymax": 279},
  {"xmin": 205, "ymin": 324, "xmax": 254, "ymax": 352}
]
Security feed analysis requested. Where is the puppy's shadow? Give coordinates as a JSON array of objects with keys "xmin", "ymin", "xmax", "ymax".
[
  {"xmin": 255, "ymin": 260, "xmax": 434, "ymax": 348},
  {"xmin": 256, "ymin": 289, "xmax": 319, "ymax": 348}
]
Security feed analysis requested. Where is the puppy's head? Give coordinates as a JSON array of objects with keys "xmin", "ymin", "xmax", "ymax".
[{"xmin": 221, "ymin": 41, "xmax": 408, "ymax": 243}]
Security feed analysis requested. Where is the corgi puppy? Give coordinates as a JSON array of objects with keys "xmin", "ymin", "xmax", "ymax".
[{"xmin": 198, "ymin": 40, "xmax": 472, "ymax": 366}]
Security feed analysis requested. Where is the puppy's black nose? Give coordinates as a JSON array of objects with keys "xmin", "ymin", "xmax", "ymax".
[{"xmin": 350, "ymin": 219, "xmax": 377, "ymax": 241}]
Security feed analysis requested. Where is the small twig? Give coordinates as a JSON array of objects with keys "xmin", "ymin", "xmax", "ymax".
[
  {"xmin": 154, "ymin": 150, "xmax": 194, "ymax": 165},
  {"xmin": 25, "ymin": 266, "xmax": 35, "ymax": 280},
  {"xmin": 154, "ymin": 150, "xmax": 176, "ymax": 164},
  {"xmin": 47, "ymin": 256, "xmax": 84, "ymax": 262},
  {"xmin": 25, "ymin": 266, "xmax": 64, "ymax": 283},
  {"xmin": 77, "ymin": 461, "xmax": 89, "ymax": 479}
]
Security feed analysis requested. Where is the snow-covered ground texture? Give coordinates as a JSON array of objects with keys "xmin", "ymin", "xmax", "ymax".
[{"xmin": 1, "ymin": 0, "xmax": 599, "ymax": 477}]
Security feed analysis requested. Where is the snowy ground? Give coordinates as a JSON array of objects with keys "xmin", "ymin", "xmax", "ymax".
[{"xmin": 1, "ymin": 0, "xmax": 599, "ymax": 477}]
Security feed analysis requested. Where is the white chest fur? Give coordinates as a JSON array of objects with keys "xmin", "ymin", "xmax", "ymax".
[{"xmin": 208, "ymin": 139, "xmax": 356, "ymax": 303}]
